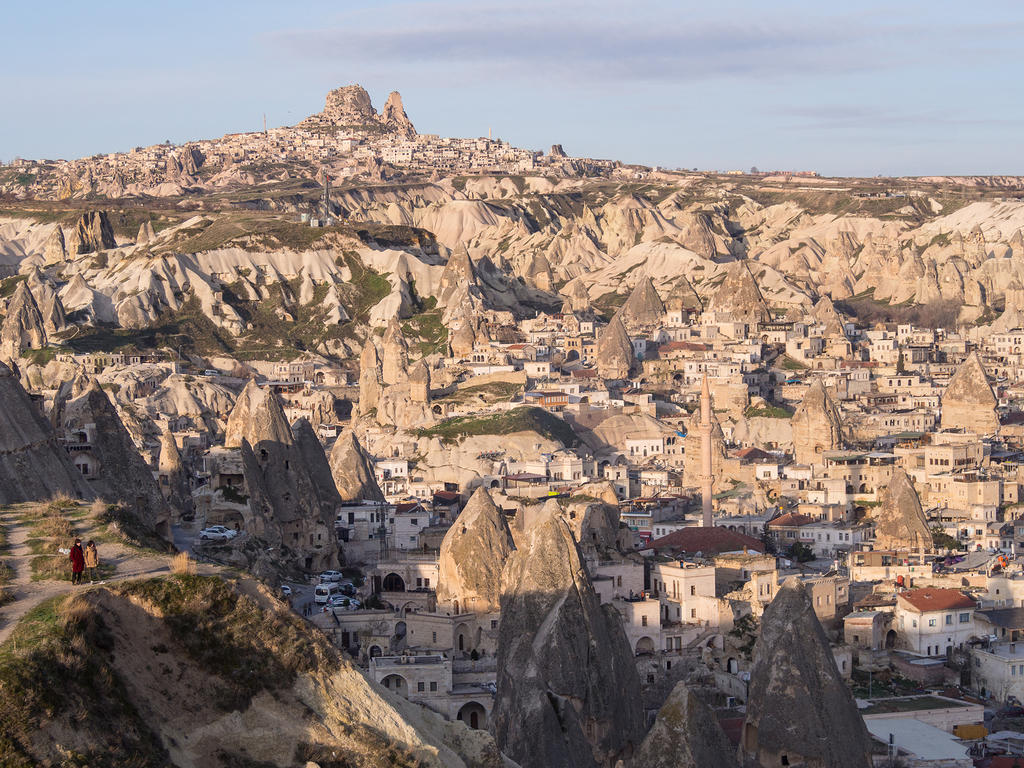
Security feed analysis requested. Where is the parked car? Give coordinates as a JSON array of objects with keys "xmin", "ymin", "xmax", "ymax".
[
  {"xmin": 319, "ymin": 570, "xmax": 343, "ymax": 583},
  {"xmin": 314, "ymin": 582, "xmax": 342, "ymax": 604},
  {"xmin": 280, "ymin": 585, "xmax": 292, "ymax": 598},
  {"xmin": 329, "ymin": 595, "xmax": 361, "ymax": 610},
  {"xmin": 338, "ymin": 581, "xmax": 357, "ymax": 596},
  {"xmin": 198, "ymin": 525, "xmax": 237, "ymax": 542}
]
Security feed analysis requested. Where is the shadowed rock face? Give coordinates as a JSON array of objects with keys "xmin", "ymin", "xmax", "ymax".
[
  {"xmin": 0, "ymin": 361, "xmax": 93, "ymax": 505},
  {"xmin": 61, "ymin": 381, "xmax": 170, "ymax": 541},
  {"xmin": 940, "ymin": 351, "xmax": 999, "ymax": 434},
  {"xmin": 436, "ymin": 487, "xmax": 515, "ymax": 614},
  {"xmin": 492, "ymin": 503, "xmax": 643, "ymax": 768},
  {"xmin": 791, "ymin": 380, "xmax": 844, "ymax": 465},
  {"xmin": 71, "ymin": 211, "xmax": 116, "ymax": 254},
  {"xmin": 870, "ymin": 468, "xmax": 931, "ymax": 551},
  {"xmin": 329, "ymin": 429, "xmax": 384, "ymax": 503},
  {"xmin": 158, "ymin": 429, "xmax": 193, "ymax": 519},
  {"xmin": 1, "ymin": 281, "xmax": 47, "ymax": 362},
  {"xmin": 739, "ymin": 577, "xmax": 872, "ymax": 768},
  {"xmin": 632, "ymin": 682, "xmax": 738, "ymax": 768}
]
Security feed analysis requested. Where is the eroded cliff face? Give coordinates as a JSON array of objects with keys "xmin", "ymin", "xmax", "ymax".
[
  {"xmin": 492, "ymin": 503, "xmax": 643, "ymax": 768},
  {"xmin": 739, "ymin": 577, "xmax": 873, "ymax": 768},
  {"xmin": 631, "ymin": 682, "xmax": 738, "ymax": 768},
  {"xmin": 0, "ymin": 574, "xmax": 508, "ymax": 768}
]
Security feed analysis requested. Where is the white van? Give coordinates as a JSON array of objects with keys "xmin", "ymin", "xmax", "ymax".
[{"xmin": 314, "ymin": 583, "xmax": 341, "ymax": 604}]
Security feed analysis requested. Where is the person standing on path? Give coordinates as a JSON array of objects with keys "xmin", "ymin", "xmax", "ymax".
[
  {"xmin": 69, "ymin": 539, "xmax": 85, "ymax": 585},
  {"xmin": 84, "ymin": 540, "xmax": 99, "ymax": 583}
]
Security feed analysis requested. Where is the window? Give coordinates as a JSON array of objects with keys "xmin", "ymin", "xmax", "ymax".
[
  {"xmin": 424, "ymin": 578, "xmax": 430, "ymax": 587},
  {"xmin": 641, "ymin": 615, "xmax": 648, "ymax": 627},
  {"xmin": 690, "ymin": 585, "xmax": 696, "ymax": 596},
  {"xmin": 960, "ymin": 613, "xmax": 970, "ymax": 623},
  {"xmin": 945, "ymin": 614, "xmax": 953, "ymax": 625},
  {"xmin": 690, "ymin": 609, "xmax": 697, "ymax": 619},
  {"xmin": 491, "ymin": 620, "xmax": 498, "ymax": 629},
  {"xmin": 432, "ymin": 632, "xmax": 437, "ymax": 642},
  {"xmin": 417, "ymin": 682, "xmax": 425, "ymax": 692},
  {"xmin": 429, "ymin": 681, "xmax": 437, "ymax": 691}
]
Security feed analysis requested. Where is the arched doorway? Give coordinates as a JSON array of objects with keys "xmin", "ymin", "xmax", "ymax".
[
  {"xmin": 635, "ymin": 636, "xmax": 655, "ymax": 655},
  {"xmin": 369, "ymin": 645, "xmax": 383, "ymax": 658},
  {"xmin": 395, "ymin": 621, "xmax": 407, "ymax": 639},
  {"xmin": 456, "ymin": 622, "xmax": 470, "ymax": 653},
  {"xmin": 382, "ymin": 573, "xmax": 406, "ymax": 592},
  {"xmin": 885, "ymin": 630, "xmax": 897, "ymax": 649},
  {"xmin": 457, "ymin": 701, "xmax": 487, "ymax": 730},
  {"xmin": 381, "ymin": 674, "xmax": 408, "ymax": 698},
  {"xmin": 727, "ymin": 657, "xmax": 739, "ymax": 674}
]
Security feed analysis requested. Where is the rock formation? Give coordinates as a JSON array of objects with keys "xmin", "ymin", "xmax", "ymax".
[
  {"xmin": 60, "ymin": 381, "xmax": 171, "ymax": 542},
  {"xmin": 436, "ymin": 487, "xmax": 515, "ymax": 614},
  {"xmin": 136, "ymin": 219, "xmax": 155, "ymax": 245},
  {"xmin": 291, "ymin": 417, "xmax": 343, "ymax": 512},
  {"xmin": 329, "ymin": 429, "xmax": 385, "ymax": 503},
  {"xmin": 1, "ymin": 281, "xmax": 47, "ymax": 362},
  {"xmin": 940, "ymin": 350, "xmax": 999, "ymax": 434},
  {"xmin": 409, "ymin": 359, "xmax": 431, "ymax": 403},
  {"xmin": 70, "ymin": 211, "xmax": 116, "ymax": 254},
  {"xmin": 492, "ymin": 503, "xmax": 643, "ymax": 768},
  {"xmin": 707, "ymin": 261, "xmax": 772, "ymax": 324},
  {"xmin": 791, "ymin": 380, "xmax": 844, "ymax": 465},
  {"xmin": 157, "ymin": 429, "xmax": 193, "ymax": 520},
  {"xmin": 358, "ymin": 339, "xmax": 383, "ymax": 418},
  {"xmin": 810, "ymin": 296, "xmax": 846, "ymax": 336},
  {"xmin": 0, "ymin": 361, "xmax": 93, "ymax": 504},
  {"xmin": 665, "ymin": 275, "xmax": 703, "ymax": 314},
  {"xmin": 739, "ymin": 577, "xmax": 873, "ymax": 768},
  {"xmin": 620, "ymin": 275, "xmax": 665, "ymax": 327},
  {"xmin": 42, "ymin": 225, "xmax": 66, "ymax": 264},
  {"xmin": 381, "ymin": 316, "xmax": 410, "ymax": 386},
  {"xmin": 596, "ymin": 313, "xmax": 636, "ymax": 380},
  {"xmin": 631, "ymin": 682, "xmax": 738, "ymax": 768},
  {"xmin": 381, "ymin": 90, "xmax": 417, "ymax": 138},
  {"xmin": 870, "ymin": 468, "xmax": 931, "ymax": 551}
]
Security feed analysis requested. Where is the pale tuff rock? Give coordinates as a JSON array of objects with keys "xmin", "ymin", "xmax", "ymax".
[
  {"xmin": 71, "ymin": 211, "xmax": 117, "ymax": 254},
  {"xmin": 707, "ymin": 261, "xmax": 772, "ymax": 324},
  {"xmin": 870, "ymin": 468, "xmax": 931, "ymax": 551},
  {"xmin": 0, "ymin": 360, "xmax": 93, "ymax": 505},
  {"xmin": 291, "ymin": 417, "xmax": 343, "ymax": 513},
  {"xmin": 940, "ymin": 350, "xmax": 999, "ymax": 434},
  {"xmin": 665, "ymin": 275, "xmax": 703, "ymax": 314},
  {"xmin": 61, "ymin": 381, "xmax": 171, "ymax": 542},
  {"xmin": 562, "ymin": 279, "xmax": 592, "ymax": 313},
  {"xmin": 449, "ymin": 317, "xmax": 478, "ymax": 359},
  {"xmin": 26, "ymin": 271, "xmax": 69, "ymax": 335},
  {"xmin": 136, "ymin": 220, "xmax": 155, "ymax": 245},
  {"xmin": 224, "ymin": 380, "xmax": 291, "ymax": 449},
  {"xmin": 438, "ymin": 246, "xmax": 478, "ymax": 308},
  {"xmin": 677, "ymin": 211, "xmax": 719, "ymax": 260},
  {"xmin": 357, "ymin": 340, "xmax": 383, "ymax": 418},
  {"xmin": 43, "ymin": 225, "xmax": 67, "ymax": 264},
  {"xmin": 810, "ymin": 296, "xmax": 846, "ymax": 336},
  {"xmin": 790, "ymin": 380, "xmax": 844, "ymax": 465},
  {"xmin": 380, "ymin": 90, "xmax": 417, "ymax": 139},
  {"xmin": 402, "ymin": 361, "xmax": 429, "ymax": 406},
  {"xmin": 158, "ymin": 429, "xmax": 193, "ymax": 519},
  {"xmin": 436, "ymin": 487, "xmax": 515, "ymax": 614},
  {"xmin": 329, "ymin": 429, "xmax": 385, "ymax": 503},
  {"xmin": 631, "ymin": 682, "xmax": 738, "ymax": 768},
  {"xmin": 492, "ymin": 502, "xmax": 643, "ymax": 768},
  {"xmin": 620, "ymin": 275, "xmax": 665, "ymax": 327},
  {"xmin": 596, "ymin": 312, "xmax": 636, "ymax": 380},
  {"xmin": 381, "ymin": 316, "xmax": 409, "ymax": 386},
  {"xmin": 1, "ymin": 281, "xmax": 47, "ymax": 361},
  {"xmin": 739, "ymin": 577, "xmax": 873, "ymax": 768}
]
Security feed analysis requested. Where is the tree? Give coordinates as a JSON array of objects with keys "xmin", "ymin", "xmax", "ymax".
[
  {"xmin": 931, "ymin": 526, "xmax": 965, "ymax": 552},
  {"xmin": 786, "ymin": 541, "xmax": 816, "ymax": 563},
  {"xmin": 750, "ymin": 166, "xmax": 760, "ymax": 175}
]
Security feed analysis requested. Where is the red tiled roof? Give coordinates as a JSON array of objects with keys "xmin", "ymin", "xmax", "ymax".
[
  {"xmin": 898, "ymin": 588, "xmax": 976, "ymax": 612},
  {"xmin": 432, "ymin": 491, "xmax": 460, "ymax": 503},
  {"xmin": 736, "ymin": 447, "xmax": 773, "ymax": 462},
  {"xmin": 649, "ymin": 527, "xmax": 765, "ymax": 555},
  {"xmin": 767, "ymin": 512, "xmax": 814, "ymax": 528}
]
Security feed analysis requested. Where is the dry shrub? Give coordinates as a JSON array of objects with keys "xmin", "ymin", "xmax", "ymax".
[{"xmin": 171, "ymin": 552, "xmax": 196, "ymax": 576}]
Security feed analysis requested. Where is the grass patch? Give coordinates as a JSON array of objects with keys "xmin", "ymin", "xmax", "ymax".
[
  {"xmin": 0, "ymin": 275, "xmax": 27, "ymax": 299},
  {"xmin": 413, "ymin": 406, "xmax": 578, "ymax": 447},
  {"xmin": 438, "ymin": 380, "xmax": 524, "ymax": 404},
  {"xmin": 402, "ymin": 299, "xmax": 448, "ymax": 357},
  {"xmin": 778, "ymin": 355, "xmax": 807, "ymax": 371},
  {"xmin": 744, "ymin": 404, "xmax": 794, "ymax": 419}
]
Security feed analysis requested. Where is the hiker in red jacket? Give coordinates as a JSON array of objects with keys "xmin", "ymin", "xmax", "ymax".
[{"xmin": 69, "ymin": 538, "xmax": 85, "ymax": 585}]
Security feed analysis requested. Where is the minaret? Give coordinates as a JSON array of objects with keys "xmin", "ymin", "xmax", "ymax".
[{"xmin": 700, "ymin": 372, "xmax": 714, "ymax": 528}]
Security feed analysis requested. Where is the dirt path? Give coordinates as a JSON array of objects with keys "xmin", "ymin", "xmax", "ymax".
[{"xmin": 0, "ymin": 507, "xmax": 213, "ymax": 646}]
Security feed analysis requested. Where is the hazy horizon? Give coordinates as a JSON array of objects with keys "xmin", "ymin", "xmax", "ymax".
[{"xmin": 5, "ymin": 0, "xmax": 1023, "ymax": 177}]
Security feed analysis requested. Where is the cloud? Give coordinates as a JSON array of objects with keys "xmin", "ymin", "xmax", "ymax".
[{"xmin": 268, "ymin": 0, "xmax": 916, "ymax": 84}]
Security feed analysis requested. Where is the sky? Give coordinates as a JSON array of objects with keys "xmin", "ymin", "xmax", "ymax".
[{"xmin": 3, "ymin": 0, "xmax": 1023, "ymax": 177}]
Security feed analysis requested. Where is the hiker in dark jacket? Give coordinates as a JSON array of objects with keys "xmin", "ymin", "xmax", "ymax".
[{"xmin": 69, "ymin": 539, "xmax": 85, "ymax": 585}]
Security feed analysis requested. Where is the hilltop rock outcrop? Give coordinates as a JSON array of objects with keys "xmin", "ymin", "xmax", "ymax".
[
  {"xmin": 791, "ymin": 380, "xmax": 844, "ymax": 465},
  {"xmin": 436, "ymin": 487, "xmax": 515, "ymax": 614},
  {"xmin": 329, "ymin": 429, "xmax": 385, "ymax": 503},
  {"xmin": 739, "ymin": 577, "xmax": 873, "ymax": 768},
  {"xmin": 381, "ymin": 90, "xmax": 416, "ymax": 138},
  {"xmin": 870, "ymin": 468, "xmax": 931, "ymax": 551},
  {"xmin": 157, "ymin": 429, "xmax": 193, "ymax": 520},
  {"xmin": 940, "ymin": 351, "xmax": 999, "ymax": 434},
  {"xmin": 60, "ymin": 381, "xmax": 171, "ymax": 542},
  {"xmin": 492, "ymin": 502, "xmax": 643, "ymax": 768},
  {"xmin": 0, "ymin": 361, "xmax": 93, "ymax": 504},
  {"xmin": 632, "ymin": 682, "xmax": 738, "ymax": 768}
]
